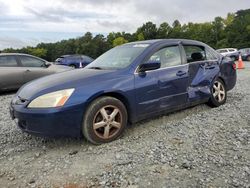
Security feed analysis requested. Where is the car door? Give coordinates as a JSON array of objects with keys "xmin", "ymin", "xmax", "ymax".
[
  {"xmin": 0, "ymin": 55, "xmax": 24, "ymax": 90},
  {"xmin": 18, "ymin": 55, "xmax": 51, "ymax": 83},
  {"xmin": 135, "ymin": 45, "xmax": 189, "ymax": 118},
  {"xmin": 182, "ymin": 45, "xmax": 220, "ymax": 103}
]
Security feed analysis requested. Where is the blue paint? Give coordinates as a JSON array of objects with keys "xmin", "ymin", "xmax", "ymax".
[{"xmin": 10, "ymin": 39, "xmax": 237, "ymax": 138}]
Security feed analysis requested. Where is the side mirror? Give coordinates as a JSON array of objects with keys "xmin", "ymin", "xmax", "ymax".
[
  {"xmin": 138, "ymin": 60, "xmax": 161, "ymax": 72},
  {"xmin": 44, "ymin": 62, "xmax": 51, "ymax": 68}
]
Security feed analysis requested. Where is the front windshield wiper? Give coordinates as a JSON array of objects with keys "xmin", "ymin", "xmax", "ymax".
[{"xmin": 88, "ymin": 66, "xmax": 103, "ymax": 70}]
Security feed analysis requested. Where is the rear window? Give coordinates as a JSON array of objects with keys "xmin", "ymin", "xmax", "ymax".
[
  {"xmin": 184, "ymin": 45, "xmax": 205, "ymax": 63},
  {"xmin": 82, "ymin": 56, "xmax": 94, "ymax": 62},
  {"xmin": 184, "ymin": 45, "xmax": 218, "ymax": 62}
]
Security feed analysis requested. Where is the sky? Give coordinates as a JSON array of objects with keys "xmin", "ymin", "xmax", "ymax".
[{"xmin": 0, "ymin": 0, "xmax": 249, "ymax": 50}]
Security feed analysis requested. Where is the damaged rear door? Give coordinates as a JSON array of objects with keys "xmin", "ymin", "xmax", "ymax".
[{"xmin": 182, "ymin": 44, "xmax": 220, "ymax": 103}]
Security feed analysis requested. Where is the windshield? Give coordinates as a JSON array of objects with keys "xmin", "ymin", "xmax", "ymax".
[{"xmin": 86, "ymin": 44, "xmax": 149, "ymax": 70}]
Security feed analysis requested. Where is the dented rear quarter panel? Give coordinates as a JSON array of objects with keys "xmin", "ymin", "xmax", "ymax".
[{"xmin": 219, "ymin": 58, "xmax": 237, "ymax": 91}]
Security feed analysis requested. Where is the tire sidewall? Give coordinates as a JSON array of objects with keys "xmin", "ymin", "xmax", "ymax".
[
  {"xmin": 83, "ymin": 97, "xmax": 127, "ymax": 144},
  {"xmin": 209, "ymin": 78, "xmax": 227, "ymax": 107},
  {"xmin": 70, "ymin": 64, "xmax": 76, "ymax": 68}
]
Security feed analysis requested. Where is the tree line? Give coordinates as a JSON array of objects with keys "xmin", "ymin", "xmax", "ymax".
[{"xmin": 3, "ymin": 9, "xmax": 250, "ymax": 61}]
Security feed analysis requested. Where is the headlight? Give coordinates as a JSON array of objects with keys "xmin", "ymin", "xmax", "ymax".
[{"xmin": 28, "ymin": 89, "xmax": 75, "ymax": 108}]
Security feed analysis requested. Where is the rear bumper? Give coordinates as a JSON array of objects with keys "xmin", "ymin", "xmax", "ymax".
[{"xmin": 10, "ymin": 103, "xmax": 85, "ymax": 138}]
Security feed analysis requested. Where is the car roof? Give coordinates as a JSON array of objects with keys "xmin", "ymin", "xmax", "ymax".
[
  {"xmin": 60, "ymin": 54, "xmax": 92, "ymax": 58},
  {"xmin": 123, "ymin": 39, "xmax": 210, "ymax": 47},
  {"xmin": 217, "ymin": 48, "xmax": 237, "ymax": 50},
  {"xmin": 0, "ymin": 53, "xmax": 47, "ymax": 61},
  {"xmin": 0, "ymin": 53, "xmax": 34, "ymax": 56}
]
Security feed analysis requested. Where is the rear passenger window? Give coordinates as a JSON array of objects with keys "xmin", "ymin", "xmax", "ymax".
[
  {"xmin": 0, "ymin": 56, "xmax": 18, "ymax": 67},
  {"xmin": 149, "ymin": 46, "xmax": 181, "ymax": 68},
  {"xmin": 184, "ymin": 45, "xmax": 205, "ymax": 63}
]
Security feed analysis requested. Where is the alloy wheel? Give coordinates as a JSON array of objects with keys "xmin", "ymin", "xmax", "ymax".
[
  {"xmin": 212, "ymin": 81, "xmax": 226, "ymax": 103},
  {"xmin": 93, "ymin": 105, "xmax": 122, "ymax": 139}
]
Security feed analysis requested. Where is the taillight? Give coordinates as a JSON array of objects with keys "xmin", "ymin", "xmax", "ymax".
[{"xmin": 232, "ymin": 63, "xmax": 237, "ymax": 70}]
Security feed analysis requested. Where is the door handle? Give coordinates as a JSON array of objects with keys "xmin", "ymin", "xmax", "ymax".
[
  {"xmin": 205, "ymin": 66, "xmax": 216, "ymax": 70},
  {"xmin": 176, "ymin": 71, "xmax": 187, "ymax": 77},
  {"xmin": 25, "ymin": 69, "xmax": 31, "ymax": 72}
]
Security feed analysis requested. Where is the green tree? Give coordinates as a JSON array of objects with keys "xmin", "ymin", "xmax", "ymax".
[
  {"xmin": 169, "ymin": 20, "xmax": 183, "ymax": 38},
  {"xmin": 112, "ymin": 37, "xmax": 128, "ymax": 47},
  {"xmin": 27, "ymin": 47, "xmax": 47, "ymax": 58},
  {"xmin": 137, "ymin": 32, "xmax": 145, "ymax": 41},
  {"xmin": 3, "ymin": 8, "xmax": 250, "ymax": 60},
  {"xmin": 212, "ymin": 17, "xmax": 225, "ymax": 48},
  {"xmin": 136, "ymin": 22, "xmax": 157, "ymax": 40},
  {"xmin": 226, "ymin": 9, "xmax": 250, "ymax": 48},
  {"xmin": 157, "ymin": 22, "xmax": 171, "ymax": 38}
]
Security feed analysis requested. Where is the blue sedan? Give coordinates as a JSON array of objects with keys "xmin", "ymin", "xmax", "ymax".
[
  {"xmin": 55, "ymin": 55, "xmax": 94, "ymax": 68},
  {"xmin": 10, "ymin": 39, "xmax": 237, "ymax": 144}
]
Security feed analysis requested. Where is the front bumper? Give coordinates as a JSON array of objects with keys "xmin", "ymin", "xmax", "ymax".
[{"xmin": 10, "ymin": 101, "xmax": 85, "ymax": 138}]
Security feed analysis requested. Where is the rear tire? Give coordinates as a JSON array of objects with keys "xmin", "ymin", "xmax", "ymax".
[
  {"xmin": 69, "ymin": 64, "xmax": 76, "ymax": 68},
  {"xmin": 82, "ymin": 97, "xmax": 127, "ymax": 145},
  {"xmin": 207, "ymin": 78, "xmax": 227, "ymax": 107}
]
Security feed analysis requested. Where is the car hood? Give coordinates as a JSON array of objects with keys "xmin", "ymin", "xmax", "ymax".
[{"xmin": 17, "ymin": 68, "xmax": 116, "ymax": 100}]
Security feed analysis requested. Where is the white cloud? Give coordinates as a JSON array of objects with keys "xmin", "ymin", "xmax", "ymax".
[{"xmin": 0, "ymin": 0, "xmax": 249, "ymax": 49}]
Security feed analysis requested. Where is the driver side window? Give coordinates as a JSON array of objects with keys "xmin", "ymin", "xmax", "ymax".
[{"xmin": 149, "ymin": 46, "xmax": 181, "ymax": 68}]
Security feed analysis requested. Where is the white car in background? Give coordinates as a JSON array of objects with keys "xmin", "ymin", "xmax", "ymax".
[{"xmin": 216, "ymin": 48, "xmax": 240, "ymax": 61}]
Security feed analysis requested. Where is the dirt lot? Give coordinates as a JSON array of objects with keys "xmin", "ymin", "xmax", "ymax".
[{"xmin": 0, "ymin": 63, "xmax": 250, "ymax": 188}]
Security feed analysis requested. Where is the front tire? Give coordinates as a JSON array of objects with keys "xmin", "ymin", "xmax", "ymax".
[
  {"xmin": 207, "ymin": 78, "xmax": 227, "ymax": 107},
  {"xmin": 82, "ymin": 97, "xmax": 127, "ymax": 144}
]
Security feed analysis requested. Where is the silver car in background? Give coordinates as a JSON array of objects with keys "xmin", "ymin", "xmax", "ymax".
[
  {"xmin": 216, "ymin": 48, "xmax": 240, "ymax": 61},
  {"xmin": 0, "ymin": 53, "xmax": 72, "ymax": 92}
]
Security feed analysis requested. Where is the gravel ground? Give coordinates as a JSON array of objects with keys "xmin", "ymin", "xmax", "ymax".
[{"xmin": 0, "ymin": 63, "xmax": 250, "ymax": 188}]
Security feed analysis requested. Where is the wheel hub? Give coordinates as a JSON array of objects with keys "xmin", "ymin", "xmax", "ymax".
[
  {"xmin": 93, "ymin": 105, "xmax": 122, "ymax": 140},
  {"xmin": 213, "ymin": 81, "xmax": 225, "ymax": 103}
]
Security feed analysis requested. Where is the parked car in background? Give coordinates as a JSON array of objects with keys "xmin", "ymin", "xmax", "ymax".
[
  {"xmin": 239, "ymin": 48, "xmax": 250, "ymax": 61},
  {"xmin": 216, "ymin": 48, "xmax": 240, "ymax": 61},
  {"xmin": 10, "ymin": 39, "xmax": 237, "ymax": 144},
  {"xmin": 0, "ymin": 53, "xmax": 72, "ymax": 92},
  {"xmin": 55, "ymin": 55, "xmax": 94, "ymax": 68}
]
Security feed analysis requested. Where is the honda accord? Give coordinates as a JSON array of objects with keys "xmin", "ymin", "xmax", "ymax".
[{"xmin": 10, "ymin": 39, "xmax": 237, "ymax": 144}]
